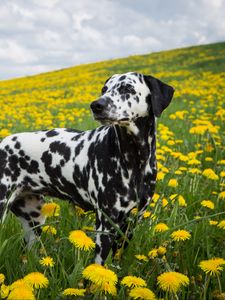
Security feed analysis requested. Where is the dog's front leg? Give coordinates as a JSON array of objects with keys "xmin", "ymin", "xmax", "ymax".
[{"xmin": 94, "ymin": 211, "xmax": 115, "ymax": 265}]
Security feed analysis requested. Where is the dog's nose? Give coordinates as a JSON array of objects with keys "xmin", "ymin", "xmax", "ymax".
[{"xmin": 90, "ymin": 99, "xmax": 106, "ymax": 114}]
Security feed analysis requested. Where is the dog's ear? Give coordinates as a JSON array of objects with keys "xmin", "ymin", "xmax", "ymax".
[
  {"xmin": 101, "ymin": 76, "xmax": 112, "ymax": 94},
  {"xmin": 144, "ymin": 75, "xmax": 174, "ymax": 117}
]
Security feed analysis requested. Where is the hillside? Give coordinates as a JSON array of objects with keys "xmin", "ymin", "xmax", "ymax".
[{"xmin": 0, "ymin": 41, "xmax": 224, "ymax": 135}]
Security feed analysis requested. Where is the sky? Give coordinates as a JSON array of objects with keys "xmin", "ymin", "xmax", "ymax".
[{"xmin": 0, "ymin": 0, "xmax": 225, "ymax": 80}]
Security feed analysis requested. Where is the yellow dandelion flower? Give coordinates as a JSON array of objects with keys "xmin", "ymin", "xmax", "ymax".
[
  {"xmin": 41, "ymin": 202, "xmax": 60, "ymax": 217},
  {"xmin": 218, "ymin": 160, "xmax": 225, "ymax": 165},
  {"xmin": 121, "ymin": 275, "xmax": 147, "ymax": 288},
  {"xmin": 217, "ymin": 220, "xmax": 225, "ymax": 229},
  {"xmin": 62, "ymin": 288, "xmax": 86, "ymax": 296},
  {"xmin": 169, "ymin": 194, "xmax": 177, "ymax": 201},
  {"xmin": 220, "ymin": 171, "xmax": 225, "ymax": 178},
  {"xmin": 188, "ymin": 168, "xmax": 201, "ymax": 174},
  {"xmin": 0, "ymin": 273, "xmax": 5, "ymax": 284},
  {"xmin": 0, "ymin": 129, "xmax": 11, "ymax": 138},
  {"xmin": 218, "ymin": 191, "xmax": 225, "ymax": 199},
  {"xmin": 154, "ymin": 222, "xmax": 169, "ymax": 233},
  {"xmin": 174, "ymin": 169, "xmax": 182, "ymax": 175},
  {"xmin": 205, "ymin": 143, "xmax": 214, "ymax": 152},
  {"xmin": 157, "ymin": 271, "xmax": 189, "ymax": 293},
  {"xmin": 143, "ymin": 211, "xmax": 151, "ymax": 218},
  {"xmin": 167, "ymin": 140, "xmax": 175, "ymax": 146},
  {"xmin": 24, "ymin": 272, "xmax": 49, "ymax": 289},
  {"xmin": 152, "ymin": 193, "xmax": 160, "ymax": 202},
  {"xmin": 170, "ymin": 194, "xmax": 187, "ymax": 207},
  {"xmin": 188, "ymin": 158, "xmax": 201, "ymax": 165},
  {"xmin": 157, "ymin": 171, "xmax": 165, "ymax": 180},
  {"xmin": 148, "ymin": 248, "xmax": 158, "ymax": 259},
  {"xmin": 131, "ymin": 208, "xmax": 138, "ymax": 215},
  {"xmin": 189, "ymin": 125, "xmax": 208, "ymax": 135},
  {"xmin": 178, "ymin": 195, "xmax": 187, "ymax": 207},
  {"xmin": 69, "ymin": 230, "xmax": 95, "ymax": 251},
  {"xmin": 209, "ymin": 220, "xmax": 218, "ymax": 226},
  {"xmin": 201, "ymin": 200, "xmax": 215, "ymax": 210},
  {"xmin": 0, "ymin": 284, "xmax": 9, "ymax": 299},
  {"xmin": 162, "ymin": 197, "xmax": 168, "ymax": 207},
  {"xmin": 157, "ymin": 246, "xmax": 167, "ymax": 256},
  {"xmin": 168, "ymin": 179, "xmax": 178, "ymax": 187},
  {"xmin": 42, "ymin": 225, "xmax": 57, "ymax": 235},
  {"xmin": 91, "ymin": 281, "xmax": 117, "ymax": 296},
  {"xmin": 205, "ymin": 157, "xmax": 213, "ymax": 162},
  {"xmin": 7, "ymin": 287, "xmax": 35, "ymax": 300},
  {"xmin": 10, "ymin": 279, "xmax": 30, "ymax": 290},
  {"xmin": 171, "ymin": 229, "xmax": 191, "ymax": 242},
  {"xmin": 135, "ymin": 254, "xmax": 148, "ymax": 262},
  {"xmin": 129, "ymin": 287, "xmax": 157, "ymax": 300},
  {"xmin": 39, "ymin": 256, "xmax": 55, "ymax": 267},
  {"xmin": 82, "ymin": 264, "xmax": 117, "ymax": 295},
  {"xmin": 202, "ymin": 168, "xmax": 219, "ymax": 180},
  {"xmin": 199, "ymin": 258, "xmax": 225, "ymax": 276}
]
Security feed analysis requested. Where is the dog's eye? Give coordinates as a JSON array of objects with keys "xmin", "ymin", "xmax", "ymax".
[
  {"xmin": 101, "ymin": 86, "xmax": 108, "ymax": 95},
  {"xmin": 119, "ymin": 85, "xmax": 135, "ymax": 94}
]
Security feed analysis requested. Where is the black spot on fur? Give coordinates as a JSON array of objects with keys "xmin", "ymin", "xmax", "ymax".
[
  {"xmin": 15, "ymin": 142, "xmax": 21, "ymax": 149},
  {"xmin": 0, "ymin": 184, "xmax": 7, "ymax": 200},
  {"xmin": 46, "ymin": 130, "xmax": 59, "ymax": 137},
  {"xmin": 19, "ymin": 150, "xmax": 25, "ymax": 156},
  {"xmin": 0, "ymin": 149, "xmax": 7, "ymax": 178},
  {"xmin": 119, "ymin": 75, "xmax": 126, "ymax": 81},
  {"xmin": 28, "ymin": 160, "xmax": 39, "ymax": 174},
  {"xmin": 65, "ymin": 128, "xmax": 83, "ymax": 133},
  {"xmin": 30, "ymin": 211, "xmax": 40, "ymax": 218},
  {"xmin": 50, "ymin": 141, "xmax": 71, "ymax": 162},
  {"xmin": 23, "ymin": 176, "xmax": 38, "ymax": 187},
  {"xmin": 135, "ymin": 96, "xmax": 139, "ymax": 103},
  {"xmin": 41, "ymin": 151, "xmax": 52, "ymax": 165},
  {"xmin": 75, "ymin": 140, "xmax": 84, "ymax": 156},
  {"xmin": 19, "ymin": 157, "xmax": 29, "ymax": 170}
]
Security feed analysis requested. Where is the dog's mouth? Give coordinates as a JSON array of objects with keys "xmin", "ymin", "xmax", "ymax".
[{"xmin": 94, "ymin": 115, "xmax": 130, "ymax": 125}]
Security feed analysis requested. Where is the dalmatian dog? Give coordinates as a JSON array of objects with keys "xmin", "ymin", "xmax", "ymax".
[{"xmin": 0, "ymin": 72, "xmax": 174, "ymax": 264}]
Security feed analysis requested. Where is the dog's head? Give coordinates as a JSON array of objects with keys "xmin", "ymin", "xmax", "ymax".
[{"xmin": 90, "ymin": 72, "xmax": 174, "ymax": 125}]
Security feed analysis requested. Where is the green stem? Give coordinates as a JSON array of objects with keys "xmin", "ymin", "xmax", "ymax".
[
  {"xmin": 203, "ymin": 274, "xmax": 210, "ymax": 300},
  {"xmin": 216, "ymin": 274, "xmax": 222, "ymax": 294},
  {"xmin": 174, "ymin": 293, "xmax": 179, "ymax": 300}
]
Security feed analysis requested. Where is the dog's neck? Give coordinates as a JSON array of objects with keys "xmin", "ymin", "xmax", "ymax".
[{"xmin": 114, "ymin": 114, "xmax": 156, "ymax": 170}]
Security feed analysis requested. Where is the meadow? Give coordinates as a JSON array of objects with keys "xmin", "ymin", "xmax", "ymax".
[{"xmin": 0, "ymin": 41, "xmax": 225, "ymax": 299}]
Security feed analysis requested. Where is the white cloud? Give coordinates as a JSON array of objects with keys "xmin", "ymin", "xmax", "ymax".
[
  {"xmin": 0, "ymin": 40, "xmax": 37, "ymax": 64},
  {"xmin": 0, "ymin": 0, "xmax": 225, "ymax": 79}
]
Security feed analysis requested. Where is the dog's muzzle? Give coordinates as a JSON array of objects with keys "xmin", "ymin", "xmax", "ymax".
[
  {"xmin": 90, "ymin": 98, "xmax": 106, "ymax": 115},
  {"xmin": 90, "ymin": 98, "xmax": 111, "ymax": 122},
  {"xmin": 90, "ymin": 98, "xmax": 130, "ymax": 124}
]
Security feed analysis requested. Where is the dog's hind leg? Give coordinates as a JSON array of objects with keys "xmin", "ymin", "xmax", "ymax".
[
  {"xmin": 0, "ymin": 183, "xmax": 22, "ymax": 224},
  {"xmin": 10, "ymin": 194, "xmax": 46, "ymax": 246}
]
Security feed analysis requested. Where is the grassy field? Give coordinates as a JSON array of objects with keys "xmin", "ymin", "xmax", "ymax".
[{"xmin": 0, "ymin": 41, "xmax": 225, "ymax": 299}]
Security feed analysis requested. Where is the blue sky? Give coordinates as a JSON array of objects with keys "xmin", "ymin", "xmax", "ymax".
[{"xmin": 0, "ymin": 0, "xmax": 225, "ymax": 80}]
